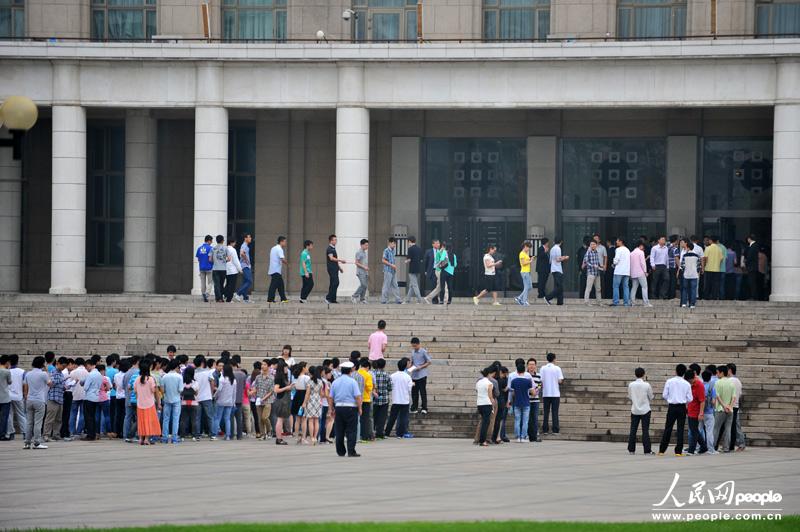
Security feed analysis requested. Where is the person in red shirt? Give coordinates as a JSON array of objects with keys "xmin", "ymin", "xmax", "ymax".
[{"xmin": 685, "ymin": 369, "xmax": 708, "ymax": 455}]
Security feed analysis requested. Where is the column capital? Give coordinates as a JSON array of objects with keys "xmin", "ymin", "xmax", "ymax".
[
  {"xmin": 337, "ymin": 62, "xmax": 365, "ymax": 107},
  {"xmin": 51, "ymin": 61, "xmax": 80, "ymax": 105},
  {"xmin": 196, "ymin": 62, "xmax": 225, "ymax": 107},
  {"xmin": 777, "ymin": 60, "xmax": 800, "ymax": 104}
]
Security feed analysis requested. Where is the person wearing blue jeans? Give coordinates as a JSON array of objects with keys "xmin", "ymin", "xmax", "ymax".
[
  {"xmin": 161, "ymin": 362, "xmax": 184, "ymax": 443},
  {"xmin": 198, "ymin": 399, "xmax": 214, "ymax": 438},
  {"xmin": 611, "ymin": 238, "xmax": 631, "ymax": 306},
  {"xmin": 213, "ymin": 405, "xmax": 232, "ymax": 439},
  {"xmin": 509, "ymin": 361, "xmax": 533, "ymax": 442},
  {"xmin": 69, "ymin": 399, "xmax": 84, "ymax": 437},
  {"xmin": 234, "ymin": 234, "xmax": 253, "ymax": 302},
  {"xmin": 678, "ymin": 238, "xmax": 702, "ymax": 308}
]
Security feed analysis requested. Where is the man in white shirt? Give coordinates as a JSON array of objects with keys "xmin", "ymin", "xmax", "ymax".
[
  {"xmin": 544, "ymin": 238, "xmax": 569, "ymax": 306},
  {"xmin": 611, "ymin": 237, "xmax": 631, "ymax": 306},
  {"xmin": 194, "ymin": 356, "xmax": 215, "ymax": 439},
  {"xmin": 224, "ymin": 238, "xmax": 243, "ymax": 302},
  {"xmin": 540, "ymin": 352, "xmax": 564, "ymax": 434},
  {"xmin": 384, "ymin": 357, "xmax": 414, "ymax": 438},
  {"xmin": 627, "ymin": 367, "xmax": 654, "ymax": 454},
  {"xmin": 6, "ymin": 355, "xmax": 26, "ymax": 439},
  {"xmin": 267, "ymin": 236, "xmax": 289, "ymax": 303},
  {"xmin": 68, "ymin": 358, "xmax": 89, "ymax": 438},
  {"xmin": 658, "ymin": 364, "xmax": 693, "ymax": 456},
  {"xmin": 728, "ymin": 363, "xmax": 746, "ymax": 452}
]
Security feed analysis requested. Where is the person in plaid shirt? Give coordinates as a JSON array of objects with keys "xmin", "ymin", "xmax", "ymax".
[
  {"xmin": 371, "ymin": 358, "xmax": 392, "ymax": 439},
  {"xmin": 668, "ymin": 235, "xmax": 681, "ymax": 300},
  {"xmin": 43, "ymin": 356, "xmax": 67, "ymax": 441},
  {"xmin": 581, "ymin": 241, "xmax": 604, "ymax": 304}
]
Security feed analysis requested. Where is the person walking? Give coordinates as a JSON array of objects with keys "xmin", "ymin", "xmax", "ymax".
[
  {"xmin": 195, "ymin": 235, "xmax": 214, "ymax": 302},
  {"xmin": 630, "ymin": 242, "xmax": 652, "ymax": 307},
  {"xmin": 22, "ymin": 356, "xmax": 51, "ymax": 449},
  {"xmin": 267, "ymin": 236, "xmax": 289, "ymax": 303},
  {"xmin": 545, "ymin": 238, "xmax": 568, "ymax": 306},
  {"xmin": 535, "ymin": 238, "xmax": 550, "ymax": 300},
  {"xmin": 440, "ymin": 242, "xmax": 456, "ymax": 305},
  {"xmin": 352, "ymin": 239, "xmax": 370, "ymax": 304},
  {"xmin": 627, "ymin": 367, "xmax": 653, "ymax": 454},
  {"xmin": 299, "ymin": 240, "xmax": 314, "ymax": 303},
  {"xmin": 328, "ymin": 361, "xmax": 362, "ymax": 457},
  {"xmin": 404, "ymin": 236, "xmax": 425, "ymax": 303},
  {"xmin": 380, "ymin": 237, "xmax": 402, "ymax": 304},
  {"xmin": 224, "ymin": 237, "xmax": 243, "ymax": 303},
  {"xmin": 409, "ymin": 337, "xmax": 431, "ymax": 414},
  {"xmin": 474, "ymin": 245, "xmax": 503, "ymax": 306},
  {"xmin": 592, "ymin": 234, "xmax": 608, "ymax": 298},
  {"xmin": 211, "ymin": 235, "xmax": 228, "ymax": 303},
  {"xmin": 133, "ymin": 360, "xmax": 161, "ymax": 446},
  {"xmin": 515, "ymin": 241, "xmax": 533, "ymax": 306},
  {"xmin": 475, "ymin": 367, "xmax": 495, "ymax": 447},
  {"xmin": 424, "ymin": 240, "xmax": 441, "ymax": 304},
  {"xmin": 611, "ymin": 238, "xmax": 631, "ymax": 307},
  {"xmin": 233, "ymin": 233, "xmax": 253, "ymax": 303},
  {"xmin": 325, "ymin": 234, "xmax": 346, "ymax": 304},
  {"xmin": 540, "ymin": 353, "xmax": 564, "ymax": 434},
  {"xmin": 581, "ymin": 240, "xmax": 603, "ymax": 305},
  {"xmin": 657, "ymin": 364, "xmax": 693, "ymax": 456}
]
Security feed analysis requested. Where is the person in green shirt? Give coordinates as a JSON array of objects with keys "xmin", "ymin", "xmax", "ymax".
[
  {"xmin": 299, "ymin": 240, "xmax": 314, "ymax": 303},
  {"xmin": 702, "ymin": 235, "xmax": 724, "ymax": 301},
  {"xmin": 713, "ymin": 364, "xmax": 736, "ymax": 452}
]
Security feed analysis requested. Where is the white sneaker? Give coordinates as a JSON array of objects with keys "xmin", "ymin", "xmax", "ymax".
[
  {"xmin": 473, "ymin": 297, "xmax": 479, "ymax": 306},
  {"xmin": 645, "ymin": 303, "xmax": 653, "ymax": 307},
  {"xmin": 232, "ymin": 294, "xmax": 242, "ymax": 302},
  {"xmin": 681, "ymin": 304, "xmax": 687, "ymax": 308},
  {"xmin": 33, "ymin": 443, "xmax": 48, "ymax": 449},
  {"xmin": 689, "ymin": 305, "xmax": 695, "ymax": 309}
]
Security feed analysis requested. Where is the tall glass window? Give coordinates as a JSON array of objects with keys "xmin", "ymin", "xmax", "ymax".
[
  {"xmin": 0, "ymin": 0, "xmax": 24, "ymax": 38},
  {"xmin": 353, "ymin": 0, "xmax": 418, "ymax": 41},
  {"xmin": 87, "ymin": 125, "xmax": 125, "ymax": 267},
  {"xmin": 756, "ymin": 1, "xmax": 800, "ymax": 36},
  {"xmin": 91, "ymin": 0, "xmax": 157, "ymax": 41},
  {"xmin": 562, "ymin": 139, "xmax": 667, "ymax": 211},
  {"xmin": 483, "ymin": 0, "xmax": 550, "ymax": 41},
  {"xmin": 228, "ymin": 127, "xmax": 256, "ymax": 242},
  {"xmin": 222, "ymin": 0, "xmax": 287, "ymax": 41},
  {"xmin": 617, "ymin": 0, "xmax": 686, "ymax": 39},
  {"xmin": 703, "ymin": 139, "xmax": 772, "ymax": 211}
]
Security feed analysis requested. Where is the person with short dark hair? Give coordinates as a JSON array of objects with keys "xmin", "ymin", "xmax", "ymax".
[
  {"xmin": 540, "ymin": 353, "xmax": 564, "ymax": 434},
  {"xmin": 352, "ymin": 239, "xmax": 370, "ymax": 304},
  {"xmin": 685, "ymin": 369, "xmax": 708, "ymax": 455},
  {"xmin": 23, "ymin": 356, "xmax": 51, "ymax": 449},
  {"xmin": 473, "ymin": 244, "xmax": 503, "ymax": 305},
  {"xmin": 357, "ymin": 359, "xmax": 374, "ymax": 441},
  {"xmin": 299, "ymin": 239, "xmax": 314, "ymax": 303},
  {"xmin": 233, "ymin": 232, "xmax": 253, "ymax": 303},
  {"xmin": 211, "ymin": 234, "xmax": 228, "ymax": 303},
  {"xmin": 404, "ymin": 236, "xmax": 425, "ymax": 304},
  {"xmin": 196, "ymin": 234, "xmax": 214, "ymax": 302},
  {"xmin": 166, "ymin": 345, "xmax": 177, "ymax": 360},
  {"xmin": 509, "ymin": 360, "xmax": 532, "ymax": 443},
  {"xmin": 536, "ymin": 238, "xmax": 550, "ymax": 300},
  {"xmin": 6, "ymin": 354, "xmax": 26, "ymax": 440},
  {"xmin": 385, "ymin": 357, "xmax": 414, "ymax": 439},
  {"xmin": 381, "ymin": 237, "xmax": 402, "ymax": 304},
  {"xmin": 0, "ymin": 355, "xmax": 13, "ymax": 441},
  {"xmin": 372, "ymin": 358, "xmax": 391, "ymax": 439},
  {"xmin": 409, "ymin": 337, "xmax": 431, "ymax": 414},
  {"xmin": 325, "ymin": 234, "xmax": 347, "ymax": 304},
  {"xmin": 611, "ymin": 238, "xmax": 631, "ymax": 306},
  {"xmin": 526, "ymin": 358, "xmax": 542, "ymax": 442},
  {"xmin": 267, "ymin": 236, "xmax": 289, "ymax": 303},
  {"xmin": 367, "ymin": 320, "xmax": 388, "ymax": 361},
  {"xmin": 423, "ymin": 239, "xmax": 441, "ymax": 304},
  {"xmin": 713, "ymin": 364, "xmax": 736, "ymax": 452},
  {"xmin": 475, "ymin": 366, "xmax": 496, "ymax": 447},
  {"xmin": 81, "ymin": 358, "xmax": 104, "ymax": 441},
  {"xmin": 545, "ymin": 238, "xmax": 569, "ymax": 306},
  {"xmin": 42, "ymin": 357, "xmax": 66, "ymax": 441},
  {"xmin": 627, "ymin": 367, "xmax": 653, "ymax": 454},
  {"xmin": 67, "ymin": 357, "xmax": 88, "ymax": 438},
  {"xmin": 224, "ymin": 237, "xmax": 243, "ymax": 303},
  {"xmin": 328, "ymin": 361, "xmax": 362, "ymax": 457},
  {"xmin": 744, "ymin": 235, "xmax": 761, "ymax": 300},
  {"xmin": 161, "ymin": 360, "xmax": 183, "ymax": 444},
  {"xmin": 728, "ymin": 363, "xmax": 745, "ymax": 452},
  {"xmin": 658, "ymin": 364, "xmax": 693, "ymax": 456}
]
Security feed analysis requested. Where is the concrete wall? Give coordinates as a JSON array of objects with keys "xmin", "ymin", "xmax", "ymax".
[{"xmin": 20, "ymin": 119, "xmax": 52, "ymax": 293}]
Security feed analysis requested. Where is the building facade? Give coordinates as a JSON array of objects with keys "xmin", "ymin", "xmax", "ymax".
[{"xmin": 1, "ymin": 1, "xmax": 799, "ymax": 300}]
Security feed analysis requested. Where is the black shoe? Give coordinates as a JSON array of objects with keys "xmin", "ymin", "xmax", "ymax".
[
  {"xmin": 337, "ymin": 453, "xmax": 346, "ymax": 457},
  {"xmin": 501, "ymin": 437, "xmax": 510, "ymax": 443},
  {"xmin": 348, "ymin": 453, "xmax": 361, "ymax": 457}
]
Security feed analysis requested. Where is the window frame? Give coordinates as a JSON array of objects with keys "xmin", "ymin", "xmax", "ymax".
[
  {"xmin": 755, "ymin": 0, "xmax": 800, "ymax": 37},
  {"xmin": 227, "ymin": 126, "xmax": 256, "ymax": 244},
  {"xmin": 87, "ymin": 123, "xmax": 126, "ymax": 268},
  {"xmin": 353, "ymin": 0, "xmax": 419, "ymax": 42},
  {"xmin": 482, "ymin": 0, "xmax": 551, "ymax": 42},
  {"xmin": 0, "ymin": 0, "xmax": 25, "ymax": 39},
  {"xmin": 90, "ymin": 0, "xmax": 157, "ymax": 41},
  {"xmin": 221, "ymin": 0, "xmax": 287, "ymax": 42},
  {"xmin": 616, "ymin": 0, "xmax": 687, "ymax": 40}
]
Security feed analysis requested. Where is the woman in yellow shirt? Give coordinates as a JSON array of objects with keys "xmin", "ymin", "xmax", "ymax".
[{"xmin": 515, "ymin": 241, "xmax": 534, "ymax": 306}]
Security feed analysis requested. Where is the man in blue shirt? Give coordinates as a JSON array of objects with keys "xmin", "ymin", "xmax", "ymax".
[
  {"xmin": 545, "ymin": 237, "xmax": 569, "ymax": 306},
  {"xmin": 234, "ymin": 233, "xmax": 253, "ymax": 303},
  {"xmin": 195, "ymin": 235, "xmax": 214, "ymax": 302},
  {"xmin": 328, "ymin": 361, "xmax": 363, "ymax": 457},
  {"xmin": 81, "ymin": 359, "xmax": 103, "ymax": 441},
  {"xmin": 161, "ymin": 361, "xmax": 184, "ymax": 443},
  {"xmin": 381, "ymin": 237, "xmax": 402, "ymax": 304}
]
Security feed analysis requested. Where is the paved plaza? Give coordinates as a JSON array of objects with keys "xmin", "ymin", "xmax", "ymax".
[{"xmin": 0, "ymin": 438, "xmax": 797, "ymax": 528}]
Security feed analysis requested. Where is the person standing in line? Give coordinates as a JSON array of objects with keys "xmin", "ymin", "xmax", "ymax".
[
  {"xmin": 272, "ymin": 359, "xmax": 294, "ymax": 445},
  {"xmin": 325, "ymin": 234, "xmax": 347, "ymax": 304},
  {"xmin": 728, "ymin": 363, "xmax": 746, "ymax": 452},
  {"xmin": 515, "ymin": 241, "xmax": 533, "ymax": 306},
  {"xmin": 679, "ymin": 238, "xmax": 702, "ymax": 309},
  {"xmin": 409, "ymin": 337, "xmax": 432, "ymax": 414},
  {"xmin": 630, "ymin": 242, "xmax": 652, "ymax": 307},
  {"xmin": 42, "ymin": 357, "xmax": 66, "ymax": 441},
  {"xmin": 702, "ymin": 235, "xmax": 724, "ymax": 300},
  {"xmin": 650, "ymin": 236, "xmax": 669, "ymax": 299},
  {"xmin": 195, "ymin": 235, "xmax": 214, "ymax": 302},
  {"xmin": 6, "ymin": 355, "xmax": 26, "ymax": 440},
  {"xmin": 122, "ymin": 356, "xmax": 140, "ymax": 442},
  {"xmin": 22, "ymin": 356, "xmax": 51, "ymax": 449},
  {"xmin": 231, "ymin": 358, "xmax": 248, "ymax": 440},
  {"xmin": 67, "ymin": 357, "xmax": 88, "ymax": 438},
  {"xmin": 474, "ymin": 244, "xmax": 503, "ymax": 306},
  {"xmin": 536, "ymin": 238, "xmax": 550, "ymax": 300},
  {"xmin": 657, "ymin": 364, "xmax": 693, "ymax": 456},
  {"xmin": 576, "ymin": 236, "xmax": 590, "ymax": 298},
  {"xmin": 81, "ymin": 359, "xmax": 103, "ymax": 441},
  {"xmin": 667, "ymin": 235, "xmax": 680, "ymax": 299},
  {"xmin": 211, "ymin": 235, "xmax": 228, "ymax": 303},
  {"xmin": 328, "ymin": 360, "xmax": 362, "ymax": 457},
  {"xmin": 367, "ymin": 320, "xmax": 388, "ymax": 362},
  {"xmin": 509, "ymin": 360, "xmax": 533, "ymax": 443},
  {"xmin": 371, "ymin": 358, "xmax": 391, "ymax": 439},
  {"xmin": 0, "ymin": 355, "xmax": 12, "ymax": 441},
  {"xmin": 685, "ymin": 369, "xmax": 709, "ymax": 455},
  {"xmin": 701, "ymin": 369, "xmax": 717, "ymax": 451},
  {"xmin": 723, "ymin": 243, "xmax": 737, "ymax": 300},
  {"xmin": 233, "ymin": 233, "xmax": 253, "ymax": 303},
  {"xmin": 211, "ymin": 364, "xmax": 236, "ymax": 441},
  {"xmin": 545, "ymin": 238, "xmax": 568, "ymax": 306},
  {"xmin": 491, "ymin": 366, "xmax": 510, "ymax": 444},
  {"xmin": 357, "ymin": 359, "xmax": 375, "ymax": 441},
  {"xmin": 385, "ymin": 357, "xmax": 414, "ymax": 439},
  {"xmin": 112, "ymin": 360, "xmax": 128, "ymax": 439},
  {"xmin": 160, "ymin": 360, "xmax": 183, "ymax": 444},
  {"xmin": 526, "ymin": 358, "xmax": 542, "ymax": 443},
  {"xmin": 744, "ymin": 235, "xmax": 760, "ymax": 300},
  {"xmin": 178, "ymin": 366, "xmax": 200, "ymax": 441},
  {"xmin": 404, "ymin": 236, "xmax": 425, "ymax": 304},
  {"xmin": 193, "ymin": 356, "xmax": 214, "ymax": 439},
  {"xmin": 267, "ymin": 236, "xmax": 289, "ymax": 304},
  {"xmin": 352, "ymin": 239, "xmax": 370, "ymax": 304},
  {"xmin": 475, "ymin": 367, "xmax": 496, "ymax": 447},
  {"xmin": 713, "ymin": 364, "xmax": 736, "ymax": 452},
  {"xmin": 380, "ymin": 237, "xmax": 402, "ymax": 304},
  {"xmin": 592, "ymin": 234, "xmax": 608, "ymax": 298},
  {"xmin": 581, "ymin": 240, "xmax": 603, "ymax": 305},
  {"xmin": 540, "ymin": 353, "xmax": 564, "ymax": 434},
  {"xmin": 424, "ymin": 240, "xmax": 441, "ymax": 304},
  {"xmin": 627, "ymin": 367, "xmax": 653, "ymax": 455},
  {"xmin": 611, "ymin": 237, "xmax": 631, "ymax": 307},
  {"xmin": 104, "ymin": 354, "xmax": 119, "ymax": 437},
  {"xmin": 299, "ymin": 239, "xmax": 314, "ymax": 303},
  {"xmin": 224, "ymin": 237, "xmax": 243, "ymax": 303}
]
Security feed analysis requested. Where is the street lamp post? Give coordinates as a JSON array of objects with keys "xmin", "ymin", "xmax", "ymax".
[{"xmin": 0, "ymin": 96, "xmax": 39, "ymax": 160}]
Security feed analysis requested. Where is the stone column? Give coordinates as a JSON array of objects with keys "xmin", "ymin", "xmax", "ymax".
[
  {"xmin": 771, "ymin": 103, "xmax": 800, "ymax": 302},
  {"xmin": 191, "ymin": 63, "xmax": 228, "ymax": 295},
  {"xmin": 335, "ymin": 64, "xmax": 369, "ymax": 296},
  {"xmin": 50, "ymin": 104, "xmax": 87, "ymax": 294},
  {"xmin": 391, "ymin": 137, "xmax": 420, "ymax": 238},
  {"xmin": 666, "ymin": 136, "xmax": 698, "ymax": 237},
  {"xmin": 0, "ymin": 130, "xmax": 22, "ymax": 292},
  {"xmin": 123, "ymin": 109, "xmax": 157, "ymax": 293},
  {"xmin": 526, "ymin": 136, "xmax": 557, "ymax": 237}
]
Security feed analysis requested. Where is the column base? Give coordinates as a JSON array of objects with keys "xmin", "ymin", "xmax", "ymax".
[
  {"xmin": 769, "ymin": 294, "xmax": 800, "ymax": 303},
  {"xmin": 49, "ymin": 287, "xmax": 87, "ymax": 295}
]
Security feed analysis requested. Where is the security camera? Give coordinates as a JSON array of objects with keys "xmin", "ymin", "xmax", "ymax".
[{"xmin": 342, "ymin": 9, "xmax": 356, "ymax": 21}]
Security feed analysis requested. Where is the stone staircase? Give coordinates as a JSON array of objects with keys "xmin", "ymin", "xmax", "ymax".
[{"xmin": 1, "ymin": 294, "xmax": 798, "ymax": 447}]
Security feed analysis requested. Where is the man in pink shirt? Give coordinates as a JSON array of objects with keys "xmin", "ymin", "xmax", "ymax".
[
  {"xmin": 630, "ymin": 242, "xmax": 652, "ymax": 307},
  {"xmin": 368, "ymin": 320, "xmax": 388, "ymax": 361}
]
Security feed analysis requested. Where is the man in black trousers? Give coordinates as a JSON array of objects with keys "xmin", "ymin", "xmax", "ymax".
[
  {"xmin": 535, "ymin": 238, "xmax": 550, "ymax": 299},
  {"xmin": 423, "ymin": 239, "xmax": 439, "ymax": 304},
  {"xmin": 745, "ymin": 234, "xmax": 761, "ymax": 300},
  {"xmin": 328, "ymin": 361, "xmax": 362, "ymax": 457},
  {"xmin": 325, "ymin": 234, "xmax": 346, "ymax": 304},
  {"xmin": 658, "ymin": 364, "xmax": 693, "ymax": 456}
]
